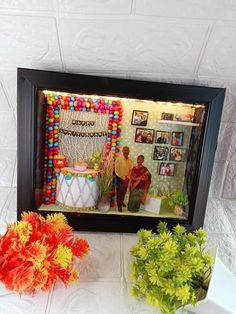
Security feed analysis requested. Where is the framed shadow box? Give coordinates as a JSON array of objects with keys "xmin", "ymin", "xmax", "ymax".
[{"xmin": 17, "ymin": 68, "xmax": 225, "ymax": 233}]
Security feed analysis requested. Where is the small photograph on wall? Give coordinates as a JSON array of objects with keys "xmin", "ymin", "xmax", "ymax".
[
  {"xmin": 131, "ymin": 110, "xmax": 149, "ymax": 126},
  {"xmin": 161, "ymin": 112, "xmax": 174, "ymax": 120},
  {"xmin": 159, "ymin": 163, "xmax": 176, "ymax": 176},
  {"xmin": 170, "ymin": 148, "xmax": 186, "ymax": 162},
  {"xmin": 171, "ymin": 131, "xmax": 184, "ymax": 146},
  {"xmin": 153, "ymin": 146, "xmax": 169, "ymax": 161},
  {"xmin": 156, "ymin": 131, "xmax": 170, "ymax": 144},
  {"xmin": 135, "ymin": 128, "xmax": 154, "ymax": 144}
]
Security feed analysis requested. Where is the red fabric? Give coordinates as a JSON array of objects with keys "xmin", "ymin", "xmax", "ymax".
[{"xmin": 129, "ymin": 165, "xmax": 151, "ymax": 204}]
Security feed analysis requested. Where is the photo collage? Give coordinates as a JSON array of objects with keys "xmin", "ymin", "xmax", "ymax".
[{"xmin": 131, "ymin": 110, "xmax": 187, "ymax": 177}]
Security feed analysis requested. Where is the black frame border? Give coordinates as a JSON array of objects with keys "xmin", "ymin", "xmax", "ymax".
[{"xmin": 17, "ymin": 68, "xmax": 225, "ymax": 233}]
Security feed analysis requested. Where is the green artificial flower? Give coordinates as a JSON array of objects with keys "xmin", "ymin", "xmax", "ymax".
[
  {"xmin": 130, "ymin": 222, "xmax": 213, "ymax": 314},
  {"xmin": 176, "ymin": 284, "xmax": 191, "ymax": 305}
]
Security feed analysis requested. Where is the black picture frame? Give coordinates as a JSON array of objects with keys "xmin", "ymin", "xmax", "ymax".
[
  {"xmin": 170, "ymin": 148, "xmax": 186, "ymax": 162},
  {"xmin": 17, "ymin": 68, "xmax": 225, "ymax": 233},
  {"xmin": 131, "ymin": 110, "xmax": 148, "ymax": 126},
  {"xmin": 156, "ymin": 131, "xmax": 171, "ymax": 144},
  {"xmin": 134, "ymin": 128, "xmax": 154, "ymax": 144},
  {"xmin": 161, "ymin": 112, "xmax": 174, "ymax": 120},
  {"xmin": 153, "ymin": 146, "xmax": 169, "ymax": 161},
  {"xmin": 171, "ymin": 131, "xmax": 184, "ymax": 146},
  {"xmin": 159, "ymin": 162, "xmax": 175, "ymax": 176}
]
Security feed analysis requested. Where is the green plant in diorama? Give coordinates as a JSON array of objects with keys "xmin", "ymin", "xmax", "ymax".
[
  {"xmin": 97, "ymin": 152, "xmax": 114, "ymax": 212},
  {"xmin": 169, "ymin": 191, "xmax": 188, "ymax": 217},
  {"xmin": 89, "ymin": 151, "xmax": 104, "ymax": 171},
  {"xmin": 130, "ymin": 222, "xmax": 213, "ymax": 314},
  {"xmin": 147, "ymin": 186, "xmax": 170, "ymax": 201}
]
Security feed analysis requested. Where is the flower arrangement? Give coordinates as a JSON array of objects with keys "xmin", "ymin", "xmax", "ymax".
[
  {"xmin": 130, "ymin": 222, "xmax": 213, "ymax": 314},
  {"xmin": 0, "ymin": 212, "xmax": 89, "ymax": 295}
]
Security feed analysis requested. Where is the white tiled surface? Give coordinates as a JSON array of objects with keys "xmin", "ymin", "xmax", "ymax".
[{"xmin": 0, "ymin": 1, "xmax": 236, "ymax": 313}]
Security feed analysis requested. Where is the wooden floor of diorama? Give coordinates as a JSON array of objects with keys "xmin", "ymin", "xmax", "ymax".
[{"xmin": 38, "ymin": 203, "xmax": 187, "ymax": 219}]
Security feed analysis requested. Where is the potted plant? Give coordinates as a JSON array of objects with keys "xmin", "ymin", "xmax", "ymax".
[
  {"xmin": 97, "ymin": 152, "xmax": 114, "ymax": 212},
  {"xmin": 130, "ymin": 222, "xmax": 212, "ymax": 314},
  {"xmin": 169, "ymin": 191, "xmax": 188, "ymax": 216},
  {"xmin": 130, "ymin": 222, "xmax": 236, "ymax": 314}
]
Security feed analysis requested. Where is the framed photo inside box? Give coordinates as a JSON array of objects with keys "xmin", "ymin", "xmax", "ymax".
[
  {"xmin": 134, "ymin": 128, "xmax": 154, "ymax": 144},
  {"xmin": 161, "ymin": 112, "xmax": 174, "ymax": 120},
  {"xmin": 171, "ymin": 131, "xmax": 184, "ymax": 146},
  {"xmin": 17, "ymin": 68, "xmax": 225, "ymax": 233},
  {"xmin": 153, "ymin": 146, "xmax": 169, "ymax": 161},
  {"xmin": 131, "ymin": 110, "xmax": 148, "ymax": 126},
  {"xmin": 156, "ymin": 131, "xmax": 170, "ymax": 144},
  {"xmin": 170, "ymin": 148, "xmax": 186, "ymax": 162},
  {"xmin": 159, "ymin": 163, "xmax": 175, "ymax": 176}
]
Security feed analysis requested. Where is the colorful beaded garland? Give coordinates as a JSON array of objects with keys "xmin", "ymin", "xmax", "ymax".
[
  {"xmin": 43, "ymin": 94, "xmax": 123, "ymax": 204},
  {"xmin": 55, "ymin": 168, "xmax": 98, "ymax": 182}
]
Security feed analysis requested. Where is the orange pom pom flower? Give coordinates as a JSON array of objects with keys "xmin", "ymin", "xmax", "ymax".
[{"xmin": 0, "ymin": 212, "xmax": 89, "ymax": 294}]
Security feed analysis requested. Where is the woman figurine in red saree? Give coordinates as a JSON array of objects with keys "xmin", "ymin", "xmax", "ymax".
[{"xmin": 128, "ymin": 155, "xmax": 151, "ymax": 212}]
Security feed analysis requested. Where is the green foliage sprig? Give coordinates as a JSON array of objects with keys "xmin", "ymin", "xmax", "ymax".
[
  {"xmin": 130, "ymin": 222, "xmax": 213, "ymax": 314},
  {"xmin": 169, "ymin": 191, "xmax": 188, "ymax": 208},
  {"xmin": 89, "ymin": 151, "xmax": 104, "ymax": 168},
  {"xmin": 97, "ymin": 152, "xmax": 114, "ymax": 194}
]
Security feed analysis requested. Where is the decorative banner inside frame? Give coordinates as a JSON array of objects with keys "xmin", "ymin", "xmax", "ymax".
[
  {"xmin": 58, "ymin": 128, "xmax": 107, "ymax": 137},
  {"xmin": 72, "ymin": 119, "xmax": 95, "ymax": 126},
  {"xmin": 43, "ymin": 93, "xmax": 123, "ymax": 205}
]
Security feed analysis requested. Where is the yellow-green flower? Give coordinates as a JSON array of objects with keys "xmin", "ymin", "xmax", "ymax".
[
  {"xmin": 163, "ymin": 239, "xmax": 178, "ymax": 254},
  {"xmin": 176, "ymin": 284, "xmax": 191, "ymax": 305},
  {"xmin": 174, "ymin": 225, "xmax": 186, "ymax": 236},
  {"xmin": 137, "ymin": 246, "xmax": 149, "ymax": 260},
  {"xmin": 149, "ymin": 269, "xmax": 161, "ymax": 285},
  {"xmin": 159, "ymin": 232, "xmax": 172, "ymax": 243}
]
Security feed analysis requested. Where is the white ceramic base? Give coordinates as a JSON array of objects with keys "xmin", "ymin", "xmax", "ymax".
[{"xmin": 185, "ymin": 250, "xmax": 236, "ymax": 314}]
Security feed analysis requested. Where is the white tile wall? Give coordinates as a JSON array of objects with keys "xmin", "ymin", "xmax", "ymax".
[
  {"xmin": 0, "ymin": 1, "xmax": 236, "ymax": 313},
  {"xmin": 0, "ymin": 149, "xmax": 16, "ymax": 186},
  {"xmin": 0, "ymin": 291, "xmax": 50, "ymax": 314},
  {"xmin": 0, "ymin": 16, "xmax": 62, "ymax": 70},
  {"xmin": 57, "ymin": 0, "xmax": 132, "ymax": 15},
  {"xmin": 134, "ymin": 0, "xmax": 236, "ymax": 20}
]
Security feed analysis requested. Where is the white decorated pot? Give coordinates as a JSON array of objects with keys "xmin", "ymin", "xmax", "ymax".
[{"xmin": 56, "ymin": 167, "xmax": 99, "ymax": 209}]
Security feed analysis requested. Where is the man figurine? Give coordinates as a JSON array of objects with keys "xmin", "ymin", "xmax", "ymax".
[{"xmin": 115, "ymin": 146, "xmax": 133, "ymax": 212}]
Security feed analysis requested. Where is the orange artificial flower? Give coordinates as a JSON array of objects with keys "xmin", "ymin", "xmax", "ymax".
[{"xmin": 0, "ymin": 212, "xmax": 89, "ymax": 294}]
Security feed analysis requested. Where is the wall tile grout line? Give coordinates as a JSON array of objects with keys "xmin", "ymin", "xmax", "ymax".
[
  {"xmin": 54, "ymin": 1, "xmax": 66, "ymax": 72},
  {"xmin": 194, "ymin": 23, "xmax": 214, "ymax": 75}
]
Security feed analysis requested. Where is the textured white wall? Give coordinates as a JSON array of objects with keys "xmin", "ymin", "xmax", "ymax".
[{"xmin": 0, "ymin": 1, "xmax": 236, "ymax": 313}]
